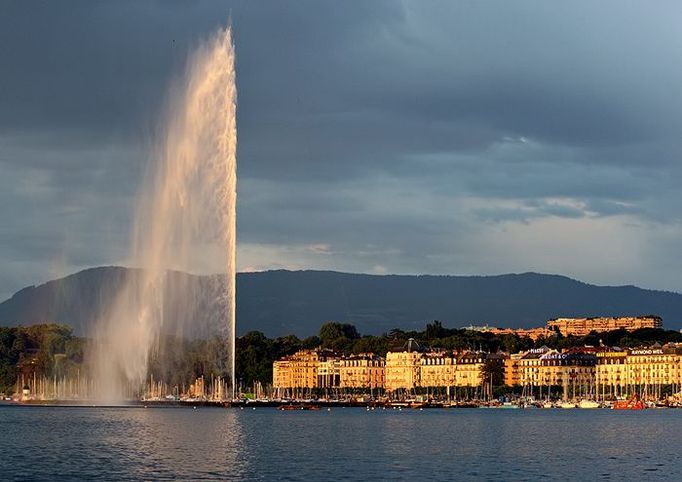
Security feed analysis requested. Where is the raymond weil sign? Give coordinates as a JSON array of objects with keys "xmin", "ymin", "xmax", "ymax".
[{"xmin": 629, "ymin": 349, "xmax": 664, "ymax": 356}]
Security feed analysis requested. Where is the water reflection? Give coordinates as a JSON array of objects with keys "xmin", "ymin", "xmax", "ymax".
[
  {"xmin": 0, "ymin": 407, "xmax": 248, "ymax": 480},
  {"xmin": 1, "ymin": 407, "xmax": 680, "ymax": 481}
]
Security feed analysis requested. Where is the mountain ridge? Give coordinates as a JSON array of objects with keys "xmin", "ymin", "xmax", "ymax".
[{"xmin": 1, "ymin": 266, "xmax": 681, "ymax": 336}]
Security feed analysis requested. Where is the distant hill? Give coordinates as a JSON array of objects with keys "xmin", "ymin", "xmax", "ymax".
[{"xmin": 1, "ymin": 267, "xmax": 682, "ymax": 337}]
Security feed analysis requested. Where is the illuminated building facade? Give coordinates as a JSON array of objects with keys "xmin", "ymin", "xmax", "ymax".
[
  {"xmin": 547, "ymin": 316, "xmax": 662, "ymax": 337},
  {"xmin": 339, "ymin": 354, "xmax": 385, "ymax": 390}
]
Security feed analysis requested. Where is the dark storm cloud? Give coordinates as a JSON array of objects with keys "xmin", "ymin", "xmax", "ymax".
[
  {"xmin": 0, "ymin": 1, "xmax": 220, "ymax": 136},
  {"xmin": 2, "ymin": 0, "xmax": 682, "ymax": 299}
]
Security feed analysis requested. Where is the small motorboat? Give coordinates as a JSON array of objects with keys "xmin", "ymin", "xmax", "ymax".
[{"xmin": 278, "ymin": 404, "xmax": 300, "ymax": 411}]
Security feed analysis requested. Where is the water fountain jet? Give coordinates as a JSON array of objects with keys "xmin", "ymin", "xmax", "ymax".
[{"xmin": 90, "ymin": 26, "xmax": 237, "ymax": 402}]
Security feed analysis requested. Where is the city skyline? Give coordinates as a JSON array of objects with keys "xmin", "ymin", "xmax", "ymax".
[{"xmin": 4, "ymin": 4, "xmax": 682, "ymax": 481}]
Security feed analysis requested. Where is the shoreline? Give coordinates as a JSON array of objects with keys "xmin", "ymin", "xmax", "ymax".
[{"xmin": 2, "ymin": 399, "xmax": 676, "ymax": 410}]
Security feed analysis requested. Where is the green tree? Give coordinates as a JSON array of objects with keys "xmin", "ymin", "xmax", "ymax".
[
  {"xmin": 319, "ymin": 322, "xmax": 360, "ymax": 351},
  {"xmin": 480, "ymin": 358, "xmax": 505, "ymax": 387},
  {"xmin": 425, "ymin": 320, "xmax": 448, "ymax": 339}
]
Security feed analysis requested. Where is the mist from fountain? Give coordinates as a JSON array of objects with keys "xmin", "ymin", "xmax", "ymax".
[{"xmin": 90, "ymin": 27, "xmax": 237, "ymax": 402}]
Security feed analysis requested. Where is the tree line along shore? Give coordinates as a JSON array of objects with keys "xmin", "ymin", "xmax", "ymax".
[{"xmin": 2, "ymin": 321, "xmax": 682, "ymax": 399}]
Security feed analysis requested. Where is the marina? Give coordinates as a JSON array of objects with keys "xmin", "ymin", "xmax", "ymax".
[{"xmin": 2, "ymin": 392, "xmax": 671, "ymax": 411}]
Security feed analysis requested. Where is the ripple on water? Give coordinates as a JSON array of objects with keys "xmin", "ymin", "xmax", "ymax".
[{"xmin": 0, "ymin": 406, "xmax": 680, "ymax": 481}]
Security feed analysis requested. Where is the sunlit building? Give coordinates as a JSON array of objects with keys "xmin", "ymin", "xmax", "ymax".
[
  {"xmin": 272, "ymin": 349, "xmax": 337, "ymax": 393},
  {"xmin": 626, "ymin": 345, "xmax": 682, "ymax": 398},
  {"xmin": 454, "ymin": 351, "xmax": 488, "ymax": 388},
  {"xmin": 595, "ymin": 350, "xmax": 628, "ymax": 398},
  {"xmin": 419, "ymin": 351, "xmax": 457, "ymax": 388},
  {"xmin": 547, "ymin": 316, "xmax": 662, "ymax": 337},
  {"xmin": 462, "ymin": 325, "xmax": 555, "ymax": 341},
  {"xmin": 486, "ymin": 327, "xmax": 556, "ymax": 341},
  {"xmin": 504, "ymin": 354, "xmax": 522, "ymax": 387},
  {"xmin": 383, "ymin": 349, "xmax": 493, "ymax": 392},
  {"xmin": 339, "ymin": 354, "xmax": 385, "ymax": 391},
  {"xmin": 512, "ymin": 346, "xmax": 597, "ymax": 399},
  {"xmin": 385, "ymin": 350, "xmax": 422, "ymax": 392},
  {"xmin": 317, "ymin": 358, "xmax": 341, "ymax": 389},
  {"xmin": 271, "ymin": 341, "xmax": 682, "ymax": 401},
  {"xmin": 272, "ymin": 359, "xmax": 293, "ymax": 391}
]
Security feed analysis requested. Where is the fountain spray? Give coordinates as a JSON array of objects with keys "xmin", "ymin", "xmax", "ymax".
[{"xmin": 91, "ymin": 27, "xmax": 237, "ymax": 401}]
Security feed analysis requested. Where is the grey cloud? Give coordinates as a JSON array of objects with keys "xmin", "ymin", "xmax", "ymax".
[{"xmin": 2, "ymin": 0, "xmax": 682, "ymax": 299}]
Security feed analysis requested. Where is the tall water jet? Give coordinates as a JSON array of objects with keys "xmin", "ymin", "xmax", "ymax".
[{"xmin": 90, "ymin": 27, "xmax": 237, "ymax": 401}]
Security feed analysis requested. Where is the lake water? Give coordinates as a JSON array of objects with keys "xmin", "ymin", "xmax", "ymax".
[{"xmin": 0, "ymin": 405, "xmax": 679, "ymax": 481}]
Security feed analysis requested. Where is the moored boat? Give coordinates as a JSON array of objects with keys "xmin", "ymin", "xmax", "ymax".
[
  {"xmin": 613, "ymin": 395, "xmax": 645, "ymax": 410},
  {"xmin": 278, "ymin": 404, "xmax": 300, "ymax": 411},
  {"xmin": 577, "ymin": 399, "xmax": 600, "ymax": 409},
  {"xmin": 278, "ymin": 404, "xmax": 321, "ymax": 411}
]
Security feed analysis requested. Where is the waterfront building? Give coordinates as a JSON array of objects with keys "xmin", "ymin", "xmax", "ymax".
[
  {"xmin": 545, "ymin": 350, "xmax": 597, "ymax": 400},
  {"xmin": 338, "ymin": 354, "xmax": 385, "ymax": 391},
  {"xmin": 272, "ymin": 349, "xmax": 337, "ymax": 395},
  {"xmin": 595, "ymin": 350, "xmax": 628, "ymax": 398},
  {"xmin": 272, "ymin": 359, "xmax": 293, "ymax": 391},
  {"xmin": 385, "ymin": 350, "xmax": 422, "ymax": 392},
  {"xmin": 454, "ymin": 351, "xmax": 487, "ymax": 388},
  {"xmin": 419, "ymin": 350, "xmax": 499, "ymax": 399},
  {"xmin": 504, "ymin": 354, "xmax": 522, "ymax": 387},
  {"xmin": 419, "ymin": 351, "xmax": 457, "ymax": 388},
  {"xmin": 547, "ymin": 316, "xmax": 662, "ymax": 337},
  {"xmin": 509, "ymin": 344, "xmax": 682, "ymax": 401},
  {"xmin": 317, "ymin": 358, "xmax": 341, "ymax": 389},
  {"xmin": 273, "ymin": 349, "xmax": 382, "ymax": 394},
  {"xmin": 514, "ymin": 347, "xmax": 547, "ymax": 390},
  {"xmin": 513, "ymin": 346, "xmax": 597, "ymax": 400},
  {"xmin": 271, "ymin": 341, "xmax": 682, "ymax": 401},
  {"xmin": 384, "ymin": 347, "xmax": 494, "ymax": 394},
  {"xmin": 625, "ymin": 345, "xmax": 682, "ymax": 399}
]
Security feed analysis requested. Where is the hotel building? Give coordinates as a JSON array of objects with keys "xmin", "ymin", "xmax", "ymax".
[
  {"xmin": 339, "ymin": 354, "xmax": 385, "ymax": 391},
  {"xmin": 272, "ymin": 349, "xmax": 339, "ymax": 395},
  {"xmin": 385, "ymin": 350, "xmax": 422, "ymax": 391},
  {"xmin": 504, "ymin": 354, "xmax": 522, "ymax": 387},
  {"xmin": 511, "ymin": 346, "xmax": 597, "ymax": 399},
  {"xmin": 272, "ymin": 342, "xmax": 682, "ymax": 400},
  {"xmin": 507, "ymin": 344, "xmax": 682, "ymax": 400},
  {"xmin": 273, "ymin": 349, "xmax": 384, "ymax": 394},
  {"xmin": 625, "ymin": 346, "xmax": 682, "ymax": 397},
  {"xmin": 419, "ymin": 351, "xmax": 457, "ymax": 389},
  {"xmin": 317, "ymin": 358, "xmax": 341, "ymax": 389},
  {"xmin": 595, "ymin": 350, "xmax": 628, "ymax": 397}
]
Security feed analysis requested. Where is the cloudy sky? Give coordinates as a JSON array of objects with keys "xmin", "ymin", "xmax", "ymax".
[{"xmin": 1, "ymin": 1, "xmax": 682, "ymax": 300}]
